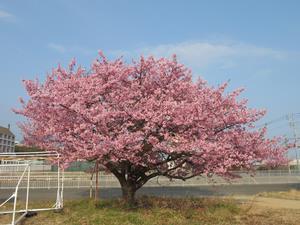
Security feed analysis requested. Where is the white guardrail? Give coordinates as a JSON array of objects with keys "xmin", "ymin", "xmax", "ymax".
[{"xmin": 0, "ymin": 170, "xmax": 300, "ymax": 189}]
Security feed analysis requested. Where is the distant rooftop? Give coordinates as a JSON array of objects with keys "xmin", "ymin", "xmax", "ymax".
[{"xmin": 0, "ymin": 125, "xmax": 15, "ymax": 137}]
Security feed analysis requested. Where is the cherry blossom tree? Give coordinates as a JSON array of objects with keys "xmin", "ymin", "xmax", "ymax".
[{"xmin": 14, "ymin": 52, "xmax": 287, "ymax": 205}]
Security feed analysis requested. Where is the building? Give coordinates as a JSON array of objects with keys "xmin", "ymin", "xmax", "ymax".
[
  {"xmin": 288, "ymin": 159, "xmax": 300, "ymax": 170},
  {"xmin": 0, "ymin": 125, "xmax": 15, "ymax": 153}
]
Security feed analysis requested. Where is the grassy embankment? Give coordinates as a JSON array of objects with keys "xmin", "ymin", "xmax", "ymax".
[{"xmin": 1, "ymin": 192, "xmax": 300, "ymax": 225}]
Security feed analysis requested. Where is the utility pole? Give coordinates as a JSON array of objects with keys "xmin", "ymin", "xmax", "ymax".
[
  {"xmin": 284, "ymin": 137, "xmax": 291, "ymax": 174},
  {"xmin": 288, "ymin": 113, "xmax": 300, "ymax": 172}
]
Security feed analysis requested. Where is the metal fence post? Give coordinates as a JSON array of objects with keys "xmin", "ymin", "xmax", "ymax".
[
  {"xmin": 48, "ymin": 176, "xmax": 50, "ymax": 189},
  {"xmin": 25, "ymin": 165, "xmax": 31, "ymax": 213}
]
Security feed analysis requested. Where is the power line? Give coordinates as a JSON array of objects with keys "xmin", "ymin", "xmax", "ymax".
[{"xmin": 256, "ymin": 113, "xmax": 300, "ymax": 128}]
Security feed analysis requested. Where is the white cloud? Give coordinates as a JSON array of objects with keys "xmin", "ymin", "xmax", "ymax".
[
  {"xmin": 47, "ymin": 43, "xmax": 93, "ymax": 55},
  {"xmin": 0, "ymin": 9, "xmax": 15, "ymax": 21},
  {"xmin": 47, "ymin": 43, "xmax": 66, "ymax": 53},
  {"xmin": 110, "ymin": 41, "xmax": 287, "ymax": 69},
  {"xmin": 71, "ymin": 46, "xmax": 93, "ymax": 55},
  {"xmin": 143, "ymin": 42, "xmax": 236, "ymax": 68}
]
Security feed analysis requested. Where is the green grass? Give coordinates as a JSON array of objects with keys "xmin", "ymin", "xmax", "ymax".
[{"xmin": 1, "ymin": 195, "xmax": 300, "ymax": 225}]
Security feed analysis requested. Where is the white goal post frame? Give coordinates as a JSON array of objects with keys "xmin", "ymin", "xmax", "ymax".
[{"xmin": 0, "ymin": 151, "xmax": 64, "ymax": 225}]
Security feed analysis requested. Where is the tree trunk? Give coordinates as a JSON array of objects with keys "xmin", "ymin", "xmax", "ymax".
[
  {"xmin": 121, "ymin": 184, "xmax": 137, "ymax": 206},
  {"xmin": 105, "ymin": 162, "xmax": 150, "ymax": 206}
]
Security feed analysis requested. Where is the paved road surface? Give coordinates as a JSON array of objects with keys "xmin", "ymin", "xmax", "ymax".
[{"xmin": 1, "ymin": 183, "xmax": 299, "ymax": 202}]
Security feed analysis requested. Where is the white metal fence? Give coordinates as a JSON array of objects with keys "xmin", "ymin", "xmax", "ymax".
[{"xmin": 0, "ymin": 170, "xmax": 299, "ymax": 189}]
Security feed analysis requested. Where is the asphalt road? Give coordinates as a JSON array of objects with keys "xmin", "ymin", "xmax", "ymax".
[{"xmin": 1, "ymin": 183, "xmax": 300, "ymax": 202}]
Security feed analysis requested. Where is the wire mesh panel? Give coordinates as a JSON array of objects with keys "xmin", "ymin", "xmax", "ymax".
[{"xmin": 0, "ymin": 152, "xmax": 64, "ymax": 225}]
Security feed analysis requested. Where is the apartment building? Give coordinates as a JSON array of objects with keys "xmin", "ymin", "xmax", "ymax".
[{"xmin": 0, "ymin": 125, "xmax": 15, "ymax": 153}]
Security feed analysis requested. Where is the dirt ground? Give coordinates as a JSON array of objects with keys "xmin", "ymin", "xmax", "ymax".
[
  {"xmin": 232, "ymin": 193, "xmax": 300, "ymax": 225},
  {"xmin": 235, "ymin": 195, "xmax": 300, "ymax": 209}
]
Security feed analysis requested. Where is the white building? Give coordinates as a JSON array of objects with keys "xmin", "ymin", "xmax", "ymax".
[
  {"xmin": 289, "ymin": 159, "xmax": 300, "ymax": 166},
  {"xmin": 0, "ymin": 125, "xmax": 15, "ymax": 153}
]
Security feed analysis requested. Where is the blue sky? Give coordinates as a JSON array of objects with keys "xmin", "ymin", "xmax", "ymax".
[{"xmin": 0, "ymin": 0, "xmax": 300, "ymax": 143}]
